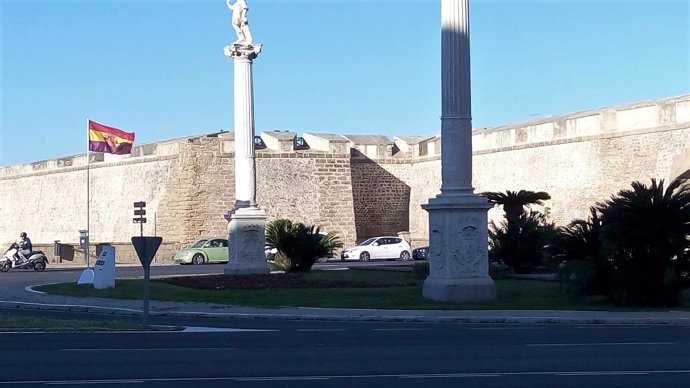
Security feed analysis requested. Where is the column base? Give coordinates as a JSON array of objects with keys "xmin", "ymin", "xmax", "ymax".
[
  {"xmin": 423, "ymin": 275, "xmax": 496, "ymax": 302},
  {"xmin": 224, "ymin": 206, "xmax": 270, "ymax": 275}
]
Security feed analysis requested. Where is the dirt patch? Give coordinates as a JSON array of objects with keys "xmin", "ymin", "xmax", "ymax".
[{"xmin": 159, "ymin": 273, "xmax": 416, "ymax": 290}]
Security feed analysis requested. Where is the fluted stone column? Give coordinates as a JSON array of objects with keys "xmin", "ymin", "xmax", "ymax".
[
  {"xmin": 223, "ymin": 42, "xmax": 269, "ymax": 275},
  {"xmin": 421, "ymin": 0, "xmax": 495, "ymax": 301}
]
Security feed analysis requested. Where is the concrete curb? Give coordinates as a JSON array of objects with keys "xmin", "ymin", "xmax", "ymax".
[{"xmin": 4, "ymin": 299, "xmax": 690, "ymax": 326}]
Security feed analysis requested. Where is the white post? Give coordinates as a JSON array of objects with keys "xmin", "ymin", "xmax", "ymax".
[{"xmin": 421, "ymin": 0, "xmax": 495, "ymax": 302}]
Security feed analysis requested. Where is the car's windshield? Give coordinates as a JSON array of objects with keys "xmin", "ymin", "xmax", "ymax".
[
  {"xmin": 358, "ymin": 238, "xmax": 377, "ymax": 246},
  {"xmin": 190, "ymin": 239, "xmax": 209, "ymax": 248}
]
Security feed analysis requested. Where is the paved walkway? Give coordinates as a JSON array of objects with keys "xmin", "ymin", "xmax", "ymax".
[{"xmin": 4, "ymin": 282, "xmax": 690, "ymax": 325}]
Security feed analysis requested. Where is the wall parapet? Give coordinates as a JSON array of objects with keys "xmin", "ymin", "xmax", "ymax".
[{"xmin": 472, "ymin": 94, "xmax": 690, "ymax": 153}]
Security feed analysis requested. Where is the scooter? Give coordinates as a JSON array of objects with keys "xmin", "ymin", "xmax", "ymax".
[{"xmin": 1, "ymin": 242, "xmax": 48, "ymax": 272}]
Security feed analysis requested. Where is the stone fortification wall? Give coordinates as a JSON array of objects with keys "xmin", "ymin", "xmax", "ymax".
[
  {"xmin": 471, "ymin": 94, "xmax": 690, "ymax": 226},
  {"xmin": 1, "ymin": 95, "xmax": 688, "ymax": 264},
  {"xmin": 387, "ymin": 95, "xmax": 690, "ymax": 246},
  {"xmin": 0, "ymin": 133, "xmax": 358, "ymax": 263}
]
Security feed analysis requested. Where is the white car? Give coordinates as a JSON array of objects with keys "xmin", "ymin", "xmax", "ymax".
[{"xmin": 340, "ymin": 236, "xmax": 412, "ymax": 261}]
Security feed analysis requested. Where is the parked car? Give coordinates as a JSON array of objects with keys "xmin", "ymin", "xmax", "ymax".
[
  {"xmin": 174, "ymin": 238, "xmax": 229, "ymax": 265},
  {"xmin": 412, "ymin": 246, "xmax": 429, "ymax": 261},
  {"xmin": 340, "ymin": 236, "xmax": 412, "ymax": 261}
]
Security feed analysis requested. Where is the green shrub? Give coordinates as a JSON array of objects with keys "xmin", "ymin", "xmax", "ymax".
[
  {"xmin": 489, "ymin": 211, "xmax": 558, "ymax": 273},
  {"xmin": 557, "ymin": 260, "xmax": 597, "ymax": 301},
  {"xmin": 597, "ymin": 179, "xmax": 690, "ymax": 306},
  {"xmin": 412, "ymin": 261, "xmax": 429, "ymax": 278},
  {"xmin": 265, "ymin": 219, "xmax": 343, "ymax": 273}
]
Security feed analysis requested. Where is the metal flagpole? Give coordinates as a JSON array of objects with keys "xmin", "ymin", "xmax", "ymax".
[
  {"xmin": 77, "ymin": 119, "xmax": 94, "ymax": 284},
  {"xmin": 86, "ymin": 118, "xmax": 90, "ymax": 269}
]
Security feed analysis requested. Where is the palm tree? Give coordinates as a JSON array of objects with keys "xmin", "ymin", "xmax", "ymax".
[
  {"xmin": 482, "ymin": 190, "xmax": 551, "ymax": 226},
  {"xmin": 597, "ymin": 179, "xmax": 690, "ymax": 305},
  {"xmin": 265, "ymin": 219, "xmax": 343, "ymax": 272},
  {"xmin": 552, "ymin": 207, "xmax": 612, "ymax": 297}
]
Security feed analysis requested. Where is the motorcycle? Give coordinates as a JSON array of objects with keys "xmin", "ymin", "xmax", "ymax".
[{"xmin": 1, "ymin": 242, "xmax": 48, "ymax": 272}]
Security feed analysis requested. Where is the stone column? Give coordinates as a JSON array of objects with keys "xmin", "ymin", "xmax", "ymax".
[
  {"xmin": 421, "ymin": 0, "xmax": 495, "ymax": 302},
  {"xmin": 223, "ymin": 43, "xmax": 269, "ymax": 275}
]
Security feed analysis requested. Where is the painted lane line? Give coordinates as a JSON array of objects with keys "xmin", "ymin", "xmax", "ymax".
[
  {"xmin": 372, "ymin": 328, "xmax": 431, "ymax": 331},
  {"xmin": 526, "ymin": 342, "xmax": 674, "ymax": 347},
  {"xmin": 4, "ymin": 370, "xmax": 690, "ymax": 385},
  {"xmin": 555, "ymin": 371, "xmax": 649, "ymax": 376},
  {"xmin": 182, "ymin": 326, "xmax": 276, "ymax": 333},
  {"xmin": 61, "ymin": 347, "xmax": 237, "ymax": 352},
  {"xmin": 297, "ymin": 329, "xmax": 347, "ymax": 332},
  {"xmin": 46, "ymin": 380, "xmax": 144, "ymax": 385}
]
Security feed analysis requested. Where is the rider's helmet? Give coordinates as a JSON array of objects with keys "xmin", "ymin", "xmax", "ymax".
[{"xmin": 19, "ymin": 232, "xmax": 26, "ymax": 238}]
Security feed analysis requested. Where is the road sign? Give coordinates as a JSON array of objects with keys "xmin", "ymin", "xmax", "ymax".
[
  {"xmin": 131, "ymin": 236, "xmax": 162, "ymax": 268},
  {"xmin": 134, "ymin": 209, "xmax": 146, "ymax": 216},
  {"xmin": 133, "ymin": 217, "xmax": 147, "ymax": 223},
  {"xmin": 133, "ymin": 201, "xmax": 146, "ymax": 208}
]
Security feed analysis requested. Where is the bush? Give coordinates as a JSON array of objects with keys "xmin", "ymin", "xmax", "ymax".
[
  {"xmin": 412, "ymin": 261, "xmax": 429, "ymax": 278},
  {"xmin": 489, "ymin": 211, "xmax": 558, "ymax": 273},
  {"xmin": 596, "ymin": 179, "xmax": 690, "ymax": 306},
  {"xmin": 556, "ymin": 260, "xmax": 597, "ymax": 301},
  {"xmin": 265, "ymin": 219, "xmax": 343, "ymax": 273}
]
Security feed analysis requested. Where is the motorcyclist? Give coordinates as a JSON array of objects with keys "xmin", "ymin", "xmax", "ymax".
[{"xmin": 17, "ymin": 232, "xmax": 32, "ymax": 264}]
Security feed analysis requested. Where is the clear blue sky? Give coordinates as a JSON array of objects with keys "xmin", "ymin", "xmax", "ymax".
[{"xmin": 1, "ymin": 0, "xmax": 688, "ymax": 166}]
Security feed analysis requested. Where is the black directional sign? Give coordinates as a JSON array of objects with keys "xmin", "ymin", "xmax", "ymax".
[{"xmin": 131, "ymin": 236, "xmax": 162, "ymax": 268}]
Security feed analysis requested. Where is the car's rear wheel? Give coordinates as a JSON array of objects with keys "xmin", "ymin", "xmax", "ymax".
[
  {"xmin": 192, "ymin": 253, "xmax": 205, "ymax": 265},
  {"xmin": 399, "ymin": 251, "xmax": 411, "ymax": 261},
  {"xmin": 359, "ymin": 252, "xmax": 370, "ymax": 262}
]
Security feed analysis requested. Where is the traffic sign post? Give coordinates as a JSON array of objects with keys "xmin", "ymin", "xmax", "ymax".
[
  {"xmin": 133, "ymin": 201, "xmax": 147, "ymax": 237},
  {"xmin": 131, "ymin": 236, "xmax": 162, "ymax": 326}
]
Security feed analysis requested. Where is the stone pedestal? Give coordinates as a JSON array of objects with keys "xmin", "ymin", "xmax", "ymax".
[
  {"xmin": 223, "ymin": 41, "xmax": 269, "ymax": 275},
  {"xmin": 422, "ymin": 195, "xmax": 495, "ymax": 301},
  {"xmin": 224, "ymin": 206, "xmax": 269, "ymax": 275},
  {"xmin": 422, "ymin": 0, "xmax": 495, "ymax": 302}
]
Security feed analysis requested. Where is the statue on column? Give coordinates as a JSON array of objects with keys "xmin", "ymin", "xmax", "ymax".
[{"xmin": 227, "ymin": 0, "xmax": 253, "ymax": 45}]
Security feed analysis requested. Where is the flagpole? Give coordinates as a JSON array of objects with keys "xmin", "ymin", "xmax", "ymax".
[
  {"xmin": 77, "ymin": 119, "xmax": 94, "ymax": 285},
  {"xmin": 86, "ymin": 118, "xmax": 90, "ymax": 270}
]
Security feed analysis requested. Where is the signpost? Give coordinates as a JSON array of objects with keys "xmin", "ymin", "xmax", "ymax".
[
  {"xmin": 131, "ymin": 236, "xmax": 162, "ymax": 326},
  {"xmin": 133, "ymin": 201, "xmax": 146, "ymax": 237}
]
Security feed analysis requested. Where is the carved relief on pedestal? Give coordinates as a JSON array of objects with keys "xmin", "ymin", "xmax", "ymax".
[
  {"xmin": 239, "ymin": 224, "xmax": 262, "ymax": 260},
  {"xmin": 429, "ymin": 220, "xmax": 446, "ymax": 273},
  {"xmin": 450, "ymin": 216, "xmax": 485, "ymax": 274}
]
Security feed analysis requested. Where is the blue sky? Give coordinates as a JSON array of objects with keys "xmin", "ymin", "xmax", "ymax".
[{"xmin": 1, "ymin": 0, "xmax": 688, "ymax": 166}]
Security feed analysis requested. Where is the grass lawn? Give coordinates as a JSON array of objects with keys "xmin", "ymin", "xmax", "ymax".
[
  {"xmin": 0, "ymin": 313, "xmax": 150, "ymax": 331},
  {"xmin": 34, "ymin": 269, "xmax": 690, "ymax": 311}
]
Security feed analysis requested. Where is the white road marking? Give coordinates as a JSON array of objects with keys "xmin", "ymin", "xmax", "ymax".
[
  {"xmin": 3, "ymin": 370, "xmax": 690, "ymax": 385},
  {"xmin": 526, "ymin": 342, "xmax": 674, "ymax": 347},
  {"xmin": 372, "ymin": 328, "xmax": 431, "ymax": 331},
  {"xmin": 61, "ymin": 347, "xmax": 237, "ymax": 352},
  {"xmin": 182, "ymin": 326, "xmax": 275, "ymax": 333},
  {"xmin": 297, "ymin": 329, "xmax": 347, "ymax": 332}
]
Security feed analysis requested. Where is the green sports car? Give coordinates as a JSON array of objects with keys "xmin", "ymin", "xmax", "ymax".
[{"xmin": 173, "ymin": 238, "xmax": 229, "ymax": 265}]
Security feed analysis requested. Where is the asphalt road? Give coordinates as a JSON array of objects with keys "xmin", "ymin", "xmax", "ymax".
[{"xmin": 1, "ymin": 321, "xmax": 690, "ymax": 387}]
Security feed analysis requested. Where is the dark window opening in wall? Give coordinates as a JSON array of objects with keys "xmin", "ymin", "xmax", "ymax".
[
  {"xmin": 419, "ymin": 141, "xmax": 428, "ymax": 157},
  {"xmin": 254, "ymin": 136, "xmax": 266, "ymax": 149},
  {"xmin": 294, "ymin": 137, "xmax": 308, "ymax": 150}
]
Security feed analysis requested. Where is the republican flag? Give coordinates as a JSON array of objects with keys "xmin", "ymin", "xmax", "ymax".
[{"xmin": 88, "ymin": 120, "xmax": 135, "ymax": 155}]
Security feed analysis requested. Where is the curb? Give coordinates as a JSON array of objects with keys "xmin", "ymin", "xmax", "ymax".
[{"xmin": 3, "ymin": 300, "xmax": 690, "ymax": 326}]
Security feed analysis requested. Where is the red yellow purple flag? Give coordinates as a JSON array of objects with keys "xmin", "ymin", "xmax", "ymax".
[{"xmin": 88, "ymin": 120, "xmax": 135, "ymax": 154}]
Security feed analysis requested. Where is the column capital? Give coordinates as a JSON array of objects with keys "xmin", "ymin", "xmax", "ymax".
[{"xmin": 224, "ymin": 43, "xmax": 263, "ymax": 61}]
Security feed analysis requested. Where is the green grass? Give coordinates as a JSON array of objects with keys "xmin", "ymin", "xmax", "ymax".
[
  {"xmin": 0, "ymin": 313, "xmax": 149, "ymax": 331},
  {"xmin": 34, "ymin": 269, "xmax": 690, "ymax": 311}
]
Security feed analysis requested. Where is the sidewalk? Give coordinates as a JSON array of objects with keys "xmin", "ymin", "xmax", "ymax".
[{"xmin": 4, "ymin": 284, "xmax": 690, "ymax": 325}]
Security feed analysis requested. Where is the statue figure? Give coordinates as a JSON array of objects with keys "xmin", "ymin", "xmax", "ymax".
[{"xmin": 227, "ymin": 0, "xmax": 253, "ymax": 45}]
